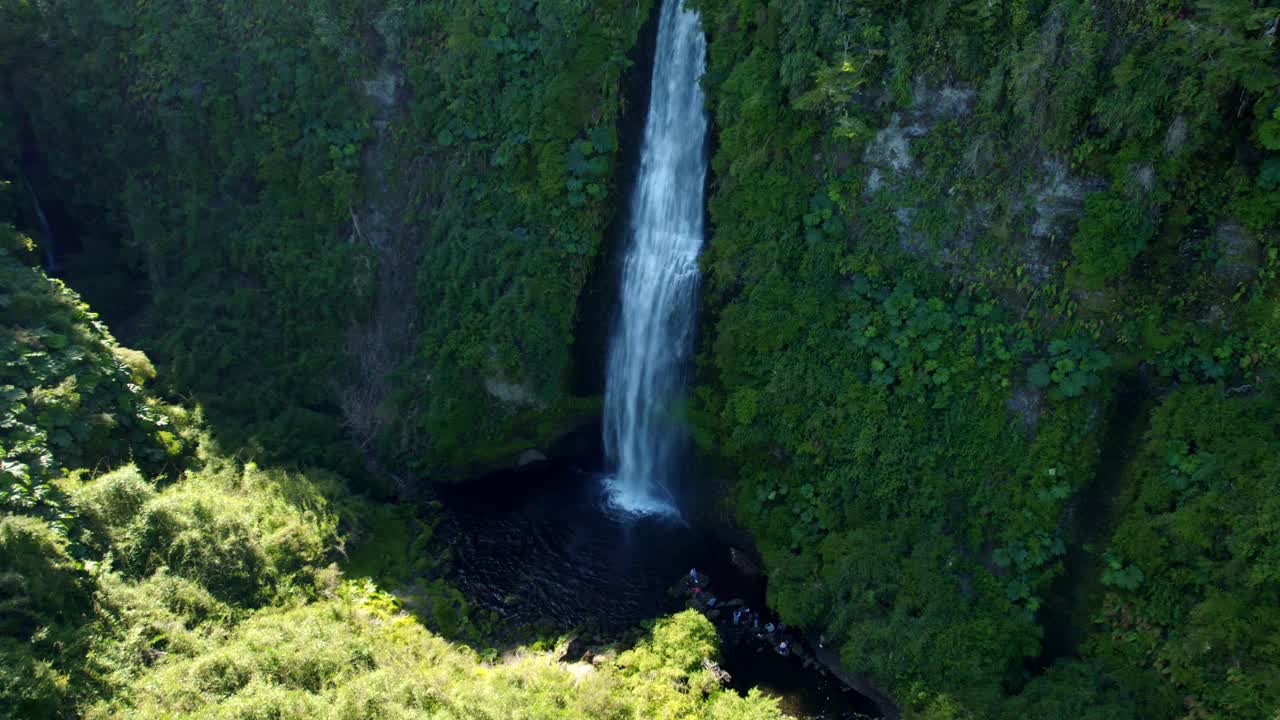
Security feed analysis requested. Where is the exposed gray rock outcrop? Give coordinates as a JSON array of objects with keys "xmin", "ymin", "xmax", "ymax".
[
  {"xmin": 863, "ymin": 80, "xmax": 974, "ymax": 194},
  {"xmin": 1214, "ymin": 220, "xmax": 1259, "ymax": 284},
  {"xmin": 517, "ymin": 448, "xmax": 548, "ymax": 466},
  {"xmin": 485, "ymin": 376, "xmax": 543, "ymax": 407}
]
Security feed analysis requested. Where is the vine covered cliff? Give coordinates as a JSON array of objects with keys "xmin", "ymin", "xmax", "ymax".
[{"xmin": 688, "ymin": 0, "xmax": 1280, "ymax": 715}]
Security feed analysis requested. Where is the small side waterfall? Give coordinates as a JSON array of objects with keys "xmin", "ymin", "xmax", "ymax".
[
  {"xmin": 602, "ymin": 0, "xmax": 708, "ymax": 516},
  {"xmin": 24, "ymin": 177, "xmax": 58, "ymax": 274}
]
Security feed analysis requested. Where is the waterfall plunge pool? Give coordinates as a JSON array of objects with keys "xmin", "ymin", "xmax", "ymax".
[{"xmin": 437, "ymin": 430, "xmax": 883, "ymax": 720}]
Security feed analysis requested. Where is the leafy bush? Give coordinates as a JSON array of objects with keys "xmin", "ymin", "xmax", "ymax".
[
  {"xmin": 0, "ymin": 637, "xmax": 72, "ymax": 720},
  {"xmin": 109, "ymin": 348, "xmax": 155, "ymax": 386},
  {"xmin": 1026, "ymin": 336, "xmax": 1111, "ymax": 400},
  {"xmin": 70, "ymin": 465, "xmax": 157, "ymax": 554},
  {"xmin": 89, "ymin": 594, "xmax": 781, "ymax": 720},
  {"xmin": 0, "ymin": 515, "xmax": 92, "ymax": 641},
  {"xmin": 0, "ymin": 246, "xmax": 170, "ymax": 532},
  {"xmin": 1070, "ymin": 192, "xmax": 1154, "ymax": 286},
  {"xmin": 90, "ymin": 569, "xmax": 233, "ymax": 687},
  {"xmin": 1100, "ymin": 387, "xmax": 1280, "ymax": 717},
  {"xmin": 108, "ymin": 462, "xmax": 338, "ymax": 606},
  {"xmin": 0, "ymin": 515, "xmax": 94, "ymax": 720}
]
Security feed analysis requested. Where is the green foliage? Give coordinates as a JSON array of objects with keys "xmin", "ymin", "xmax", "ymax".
[
  {"xmin": 0, "ymin": 245, "xmax": 781, "ymax": 720},
  {"xmin": 1070, "ymin": 192, "xmax": 1155, "ymax": 286},
  {"xmin": 0, "ymin": 450, "xmax": 351, "ymax": 718},
  {"xmin": 105, "ymin": 461, "xmax": 339, "ymax": 606},
  {"xmin": 0, "ymin": 1, "xmax": 654, "ymax": 482},
  {"xmin": 1004, "ymin": 0, "xmax": 1106, "ymax": 150},
  {"xmin": 1099, "ymin": 552, "xmax": 1144, "ymax": 591},
  {"xmin": 1099, "ymin": 387, "xmax": 1280, "ymax": 717},
  {"xmin": 70, "ymin": 465, "xmax": 157, "ymax": 554},
  {"xmin": 1260, "ymin": 156, "xmax": 1280, "ymax": 191},
  {"xmin": 901, "ymin": 682, "xmax": 977, "ymax": 720},
  {"xmin": 618, "ymin": 611, "xmax": 720, "ymax": 680},
  {"xmin": 390, "ymin": 0, "xmax": 652, "ymax": 474},
  {"xmin": 110, "ymin": 348, "xmax": 156, "ymax": 386},
  {"xmin": 0, "ymin": 515, "xmax": 93, "ymax": 642},
  {"xmin": 998, "ymin": 658, "xmax": 1165, "ymax": 720},
  {"xmin": 0, "ymin": 0, "xmax": 379, "ymax": 472},
  {"xmin": 0, "ymin": 258, "xmax": 351, "ymax": 716},
  {"xmin": 695, "ymin": 0, "xmax": 1280, "ymax": 717},
  {"xmin": 691, "ymin": 4, "xmax": 1131, "ymax": 704},
  {"xmin": 1026, "ymin": 336, "xmax": 1111, "ymax": 400},
  {"xmin": 792, "ymin": 53, "xmax": 874, "ymax": 143},
  {"xmin": 0, "ymin": 636, "xmax": 73, "ymax": 720},
  {"xmin": 339, "ymin": 501, "xmax": 418, "ymax": 587},
  {"xmin": 1260, "ymin": 106, "xmax": 1280, "ymax": 151},
  {"xmin": 90, "ymin": 569, "xmax": 235, "ymax": 686},
  {"xmin": 5, "ymin": 1, "xmax": 1280, "ymax": 719},
  {"xmin": 0, "ymin": 243, "xmax": 174, "ymax": 535},
  {"xmin": 0, "ymin": 515, "xmax": 94, "ymax": 720},
  {"xmin": 87, "ymin": 592, "xmax": 780, "ymax": 720}
]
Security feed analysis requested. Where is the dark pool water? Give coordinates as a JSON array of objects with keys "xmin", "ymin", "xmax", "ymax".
[{"xmin": 438, "ymin": 447, "xmax": 881, "ymax": 719}]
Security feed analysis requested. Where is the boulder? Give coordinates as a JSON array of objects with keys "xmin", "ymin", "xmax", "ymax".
[
  {"xmin": 558, "ymin": 635, "xmax": 590, "ymax": 663},
  {"xmin": 728, "ymin": 547, "xmax": 762, "ymax": 576},
  {"xmin": 517, "ymin": 449, "xmax": 547, "ymax": 466}
]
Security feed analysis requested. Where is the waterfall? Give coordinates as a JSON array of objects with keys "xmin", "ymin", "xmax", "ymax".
[
  {"xmin": 25, "ymin": 178, "xmax": 58, "ymax": 274},
  {"xmin": 602, "ymin": 0, "xmax": 707, "ymax": 516}
]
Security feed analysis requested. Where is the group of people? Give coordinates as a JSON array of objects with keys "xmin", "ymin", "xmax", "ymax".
[{"xmin": 688, "ymin": 568, "xmax": 791, "ymax": 656}]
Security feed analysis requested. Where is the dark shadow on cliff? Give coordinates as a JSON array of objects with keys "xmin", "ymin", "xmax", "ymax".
[{"xmin": 1023, "ymin": 371, "xmax": 1154, "ymax": 682}]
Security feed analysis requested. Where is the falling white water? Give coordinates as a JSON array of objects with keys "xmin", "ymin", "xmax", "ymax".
[
  {"xmin": 602, "ymin": 0, "xmax": 707, "ymax": 517},
  {"xmin": 24, "ymin": 178, "xmax": 58, "ymax": 274}
]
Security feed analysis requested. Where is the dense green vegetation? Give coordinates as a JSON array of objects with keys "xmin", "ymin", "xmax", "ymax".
[
  {"xmin": 1, "ymin": 0, "xmax": 651, "ymax": 478},
  {"xmin": 5, "ymin": 0, "xmax": 1280, "ymax": 718},
  {"xmin": 689, "ymin": 0, "xmax": 1280, "ymax": 716},
  {"xmin": 390, "ymin": 0, "xmax": 653, "ymax": 472},
  {"xmin": 0, "ymin": 231, "xmax": 784, "ymax": 719}
]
